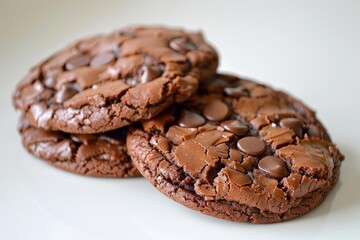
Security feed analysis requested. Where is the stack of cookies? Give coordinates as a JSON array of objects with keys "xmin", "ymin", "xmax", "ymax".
[{"xmin": 12, "ymin": 26, "xmax": 344, "ymax": 223}]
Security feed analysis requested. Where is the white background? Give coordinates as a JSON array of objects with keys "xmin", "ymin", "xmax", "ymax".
[{"xmin": 1, "ymin": 0, "xmax": 359, "ymax": 239}]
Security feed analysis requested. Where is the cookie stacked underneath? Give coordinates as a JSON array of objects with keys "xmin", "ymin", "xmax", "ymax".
[{"xmin": 13, "ymin": 26, "xmax": 344, "ymax": 223}]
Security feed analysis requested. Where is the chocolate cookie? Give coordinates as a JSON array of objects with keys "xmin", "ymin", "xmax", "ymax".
[
  {"xmin": 19, "ymin": 116, "xmax": 139, "ymax": 177},
  {"xmin": 13, "ymin": 26, "xmax": 218, "ymax": 134},
  {"xmin": 126, "ymin": 74, "xmax": 344, "ymax": 223}
]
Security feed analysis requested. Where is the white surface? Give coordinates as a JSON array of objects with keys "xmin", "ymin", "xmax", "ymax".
[{"xmin": 1, "ymin": 0, "xmax": 359, "ymax": 239}]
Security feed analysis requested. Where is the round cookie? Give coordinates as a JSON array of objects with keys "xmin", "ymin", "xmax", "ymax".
[
  {"xmin": 126, "ymin": 74, "xmax": 344, "ymax": 223},
  {"xmin": 13, "ymin": 26, "xmax": 218, "ymax": 134},
  {"xmin": 19, "ymin": 116, "xmax": 139, "ymax": 177}
]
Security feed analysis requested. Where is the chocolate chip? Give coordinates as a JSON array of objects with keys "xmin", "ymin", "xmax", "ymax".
[
  {"xmin": 224, "ymin": 86, "xmax": 249, "ymax": 97},
  {"xmin": 44, "ymin": 77, "xmax": 56, "ymax": 88},
  {"xmin": 203, "ymin": 100, "xmax": 230, "ymax": 121},
  {"xmin": 65, "ymin": 54, "xmax": 91, "ymax": 70},
  {"xmin": 139, "ymin": 65, "xmax": 163, "ymax": 83},
  {"xmin": 174, "ymin": 140, "xmax": 206, "ymax": 177},
  {"xmin": 33, "ymin": 81, "xmax": 44, "ymax": 91},
  {"xmin": 308, "ymin": 124, "xmax": 328, "ymax": 140},
  {"xmin": 224, "ymin": 168, "xmax": 252, "ymax": 186},
  {"xmin": 90, "ymin": 52, "xmax": 115, "ymax": 67},
  {"xmin": 307, "ymin": 124, "xmax": 322, "ymax": 138},
  {"xmin": 169, "ymin": 37, "xmax": 196, "ymax": 53},
  {"xmin": 55, "ymin": 85, "xmax": 78, "ymax": 103},
  {"xmin": 258, "ymin": 156, "xmax": 289, "ymax": 179},
  {"xmin": 221, "ymin": 120, "xmax": 248, "ymax": 136},
  {"xmin": 237, "ymin": 136, "xmax": 265, "ymax": 156},
  {"xmin": 279, "ymin": 118, "xmax": 303, "ymax": 138},
  {"xmin": 177, "ymin": 110, "xmax": 205, "ymax": 128}
]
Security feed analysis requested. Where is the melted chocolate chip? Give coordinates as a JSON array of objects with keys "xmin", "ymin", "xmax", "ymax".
[
  {"xmin": 139, "ymin": 65, "xmax": 163, "ymax": 83},
  {"xmin": 55, "ymin": 85, "xmax": 78, "ymax": 103},
  {"xmin": 208, "ymin": 144, "xmax": 229, "ymax": 158},
  {"xmin": 223, "ymin": 86, "xmax": 249, "ymax": 97},
  {"xmin": 220, "ymin": 120, "xmax": 248, "ymax": 136},
  {"xmin": 203, "ymin": 99, "xmax": 230, "ymax": 121},
  {"xmin": 174, "ymin": 140, "xmax": 206, "ymax": 177},
  {"xmin": 237, "ymin": 136, "xmax": 265, "ymax": 156},
  {"xmin": 90, "ymin": 52, "xmax": 115, "ymax": 67},
  {"xmin": 280, "ymin": 118, "xmax": 303, "ymax": 138},
  {"xmin": 65, "ymin": 55, "xmax": 91, "ymax": 70},
  {"xmin": 258, "ymin": 156, "xmax": 290, "ymax": 179},
  {"xmin": 177, "ymin": 110, "xmax": 205, "ymax": 128},
  {"xmin": 169, "ymin": 37, "xmax": 196, "ymax": 53}
]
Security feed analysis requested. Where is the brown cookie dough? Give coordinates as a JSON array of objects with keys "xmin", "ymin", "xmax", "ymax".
[
  {"xmin": 19, "ymin": 116, "xmax": 139, "ymax": 177},
  {"xmin": 126, "ymin": 74, "xmax": 344, "ymax": 223},
  {"xmin": 13, "ymin": 26, "xmax": 218, "ymax": 134}
]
